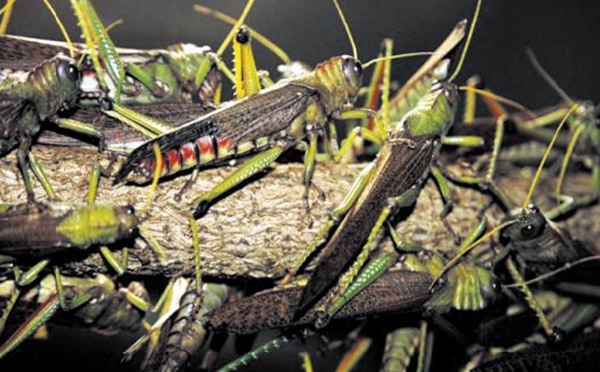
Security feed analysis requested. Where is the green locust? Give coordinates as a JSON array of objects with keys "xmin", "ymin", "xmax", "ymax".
[
  {"xmin": 459, "ymin": 49, "xmax": 600, "ymax": 219},
  {"xmin": 288, "ymin": 0, "xmax": 482, "ymax": 320},
  {"xmin": 0, "ymin": 54, "xmax": 87, "ymax": 200},
  {"xmin": 114, "ymin": 0, "xmax": 438, "ymax": 218},
  {"xmin": 0, "ymin": 272, "xmax": 150, "ymax": 360},
  {"xmin": 435, "ymin": 101, "xmax": 598, "ymax": 342}
]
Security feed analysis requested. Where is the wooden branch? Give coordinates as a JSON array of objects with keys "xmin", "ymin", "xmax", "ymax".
[{"xmin": 1, "ymin": 145, "xmax": 598, "ymax": 279}]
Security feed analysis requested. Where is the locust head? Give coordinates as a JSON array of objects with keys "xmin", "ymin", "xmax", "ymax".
[
  {"xmin": 501, "ymin": 204, "xmax": 581, "ymax": 270},
  {"xmin": 297, "ymin": 55, "xmax": 362, "ymax": 116},
  {"xmin": 341, "ymin": 55, "xmax": 363, "ymax": 100},
  {"xmin": 114, "ymin": 205, "xmax": 140, "ymax": 241},
  {"xmin": 392, "ymin": 81, "xmax": 458, "ymax": 139},
  {"xmin": 502, "ymin": 205, "xmax": 547, "ymax": 244},
  {"xmin": 27, "ymin": 54, "xmax": 81, "ymax": 121}
]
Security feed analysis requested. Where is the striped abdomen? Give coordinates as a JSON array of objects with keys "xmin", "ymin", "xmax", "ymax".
[{"xmin": 129, "ymin": 133, "xmax": 269, "ymax": 183}]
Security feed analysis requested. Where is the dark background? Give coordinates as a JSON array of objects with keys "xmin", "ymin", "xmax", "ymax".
[
  {"xmin": 6, "ymin": 0, "xmax": 600, "ymax": 107},
  {"xmin": 2, "ymin": 1, "xmax": 600, "ymax": 371}
]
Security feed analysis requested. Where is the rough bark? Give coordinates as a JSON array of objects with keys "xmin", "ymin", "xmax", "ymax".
[{"xmin": 1, "ymin": 144, "xmax": 598, "ymax": 280}]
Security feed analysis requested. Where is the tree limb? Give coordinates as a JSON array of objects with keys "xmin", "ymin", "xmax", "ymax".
[{"xmin": 1, "ymin": 145, "xmax": 597, "ymax": 279}]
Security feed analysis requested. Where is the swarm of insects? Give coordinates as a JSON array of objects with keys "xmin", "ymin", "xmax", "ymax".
[{"xmin": 0, "ymin": 0, "xmax": 599, "ymax": 371}]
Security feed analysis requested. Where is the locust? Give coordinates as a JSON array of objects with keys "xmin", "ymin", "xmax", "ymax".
[
  {"xmin": 114, "ymin": 0, "xmax": 434, "ymax": 217},
  {"xmin": 0, "ymin": 34, "xmax": 222, "ymax": 105},
  {"xmin": 471, "ymin": 330, "xmax": 600, "ymax": 372},
  {"xmin": 208, "ymin": 268, "xmax": 432, "ymax": 336},
  {"xmin": 113, "ymin": 48, "xmax": 363, "ymax": 200},
  {"xmin": 0, "ymin": 272, "xmax": 150, "ymax": 360},
  {"xmin": 0, "ymin": 53, "xmax": 86, "ymax": 200},
  {"xmin": 464, "ymin": 289, "xmax": 600, "ymax": 370},
  {"xmin": 140, "ymin": 280, "xmax": 232, "ymax": 372},
  {"xmin": 0, "ymin": 163, "xmax": 138, "ymax": 268},
  {"xmin": 284, "ymin": 0, "xmax": 482, "ymax": 321},
  {"xmin": 434, "ymin": 99, "xmax": 599, "ymax": 342},
  {"xmin": 207, "ymin": 267, "xmax": 432, "ymax": 372},
  {"xmin": 207, "ymin": 224, "xmax": 500, "ymax": 371},
  {"xmin": 459, "ymin": 49, "xmax": 600, "ymax": 219}
]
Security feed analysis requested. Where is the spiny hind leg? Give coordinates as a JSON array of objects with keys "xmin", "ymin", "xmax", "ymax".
[
  {"xmin": 281, "ymin": 161, "xmax": 377, "ymax": 284},
  {"xmin": 191, "ymin": 146, "xmax": 285, "ymax": 217},
  {"xmin": 315, "ymin": 187, "xmax": 421, "ymax": 322}
]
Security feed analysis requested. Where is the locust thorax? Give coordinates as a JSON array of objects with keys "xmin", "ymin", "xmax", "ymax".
[
  {"xmin": 424, "ymin": 260, "xmax": 500, "ymax": 316},
  {"xmin": 55, "ymin": 205, "xmax": 139, "ymax": 247},
  {"xmin": 26, "ymin": 54, "xmax": 80, "ymax": 120},
  {"xmin": 392, "ymin": 81, "xmax": 457, "ymax": 139},
  {"xmin": 295, "ymin": 55, "xmax": 362, "ymax": 116}
]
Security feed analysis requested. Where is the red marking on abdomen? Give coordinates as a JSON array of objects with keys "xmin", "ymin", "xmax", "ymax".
[
  {"xmin": 216, "ymin": 137, "xmax": 235, "ymax": 156},
  {"xmin": 165, "ymin": 149, "xmax": 182, "ymax": 173},
  {"xmin": 196, "ymin": 136, "xmax": 216, "ymax": 158},
  {"xmin": 180, "ymin": 143, "xmax": 197, "ymax": 168},
  {"xmin": 139, "ymin": 156, "xmax": 168, "ymax": 180},
  {"xmin": 217, "ymin": 137, "xmax": 233, "ymax": 149}
]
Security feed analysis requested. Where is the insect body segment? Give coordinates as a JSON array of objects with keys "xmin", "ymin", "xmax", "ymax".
[
  {"xmin": 153, "ymin": 281, "xmax": 231, "ymax": 372},
  {"xmin": 501, "ymin": 205, "xmax": 591, "ymax": 272},
  {"xmin": 208, "ymin": 270, "xmax": 432, "ymax": 336},
  {"xmin": 0, "ymin": 54, "xmax": 80, "ymax": 155},
  {"xmin": 294, "ymin": 80, "xmax": 458, "ymax": 319},
  {"xmin": 0, "ymin": 202, "xmax": 137, "ymax": 257},
  {"xmin": 114, "ymin": 55, "xmax": 362, "ymax": 186},
  {"xmin": 0, "ymin": 54, "xmax": 80, "ymax": 200}
]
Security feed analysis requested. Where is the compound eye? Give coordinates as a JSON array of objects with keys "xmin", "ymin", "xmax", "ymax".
[
  {"xmin": 353, "ymin": 61, "xmax": 362, "ymax": 77},
  {"xmin": 342, "ymin": 55, "xmax": 362, "ymax": 82},
  {"xmin": 67, "ymin": 63, "xmax": 80, "ymax": 81},
  {"xmin": 520, "ymin": 223, "xmax": 539, "ymax": 239},
  {"xmin": 57, "ymin": 59, "xmax": 81, "ymax": 83},
  {"xmin": 125, "ymin": 205, "xmax": 135, "ymax": 215},
  {"xmin": 490, "ymin": 278, "xmax": 502, "ymax": 294},
  {"xmin": 481, "ymin": 277, "xmax": 502, "ymax": 303},
  {"xmin": 444, "ymin": 85, "xmax": 457, "ymax": 105}
]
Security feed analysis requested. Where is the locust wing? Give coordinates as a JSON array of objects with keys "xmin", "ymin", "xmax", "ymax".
[
  {"xmin": 114, "ymin": 82, "xmax": 318, "ymax": 183},
  {"xmin": 0, "ymin": 35, "xmax": 73, "ymax": 70}
]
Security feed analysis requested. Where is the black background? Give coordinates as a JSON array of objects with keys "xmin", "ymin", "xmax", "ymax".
[
  {"xmin": 2, "ymin": 1, "xmax": 600, "ymax": 371},
  {"xmin": 6, "ymin": 0, "xmax": 600, "ymax": 107}
]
